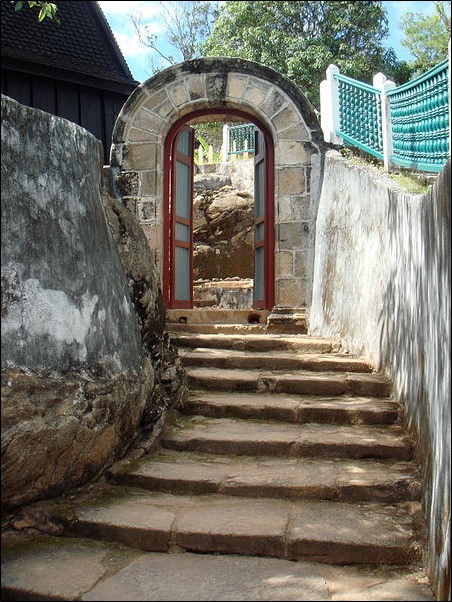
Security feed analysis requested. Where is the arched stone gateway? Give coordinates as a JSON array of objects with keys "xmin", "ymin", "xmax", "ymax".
[{"xmin": 110, "ymin": 57, "xmax": 325, "ymax": 328}]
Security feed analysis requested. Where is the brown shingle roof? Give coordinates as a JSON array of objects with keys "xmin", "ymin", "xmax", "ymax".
[{"xmin": 1, "ymin": 0, "xmax": 139, "ymax": 87}]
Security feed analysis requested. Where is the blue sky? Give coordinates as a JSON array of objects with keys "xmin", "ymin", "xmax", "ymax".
[{"xmin": 98, "ymin": 1, "xmax": 438, "ymax": 83}]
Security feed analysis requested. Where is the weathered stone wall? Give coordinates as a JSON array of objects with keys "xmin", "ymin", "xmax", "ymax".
[
  {"xmin": 1, "ymin": 96, "xmax": 185, "ymax": 510},
  {"xmin": 309, "ymin": 150, "xmax": 451, "ymax": 601}
]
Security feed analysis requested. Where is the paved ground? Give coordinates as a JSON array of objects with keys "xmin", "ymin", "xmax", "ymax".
[{"xmin": 1, "ymin": 533, "xmax": 436, "ymax": 601}]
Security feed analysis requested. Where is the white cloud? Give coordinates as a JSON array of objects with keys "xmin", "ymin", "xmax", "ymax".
[
  {"xmin": 114, "ymin": 30, "xmax": 146, "ymax": 60},
  {"xmin": 386, "ymin": 1, "xmax": 436, "ymax": 20},
  {"xmin": 98, "ymin": 1, "xmax": 162, "ymax": 19},
  {"xmin": 99, "ymin": 0, "xmax": 168, "ymax": 79}
]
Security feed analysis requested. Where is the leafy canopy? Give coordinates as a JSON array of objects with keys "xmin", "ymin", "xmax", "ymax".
[
  {"xmin": 12, "ymin": 1, "xmax": 59, "ymax": 22},
  {"xmin": 201, "ymin": 0, "xmax": 407, "ymax": 108},
  {"xmin": 400, "ymin": 0, "xmax": 451, "ymax": 74}
]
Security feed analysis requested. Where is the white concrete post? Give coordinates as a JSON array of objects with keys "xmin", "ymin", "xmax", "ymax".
[
  {"xmin": 208, "ymin": 144, "xmax": 214, "ymax": 164},
  {"xmin": 320, "ymin": 64, "xmax": 342, "ymax": 144},
  {"xmin": 197, "ymin": 144, "xmax": 204, "ymax": 165},
  {"xmin": 373, "ymin": 72, "xmax": 396, "ymax": 172},
  {"xmin": 222, "ymin": 124, "xmax": 229, "ymax": 163}
]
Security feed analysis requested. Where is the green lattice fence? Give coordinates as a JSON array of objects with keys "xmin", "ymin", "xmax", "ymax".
[
  {"xmin": 388, "ymin": 59, "xmax": 449, "ymax": 172},
  {"xmin": 325, "ymin": 57, "xmax": 450, "ymax": 173},
  {"xmin": 335, "ymin": 74, "xmax": 384, "ymax": 161},
  {"xmin": 228, "ymin": 123, "xmax": 255, "ymax": 155}
]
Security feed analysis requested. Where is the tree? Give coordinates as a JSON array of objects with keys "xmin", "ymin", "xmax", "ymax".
[
  {"xmin": 400, "ymin": 0, "xmax": 450, "ymax": 74},
  {"xmin": 12, "ymin": 1, "xmax": 59, "ymax": 22},
  {"xmin": 131, "ymin": 1, "xmax": 218, "ymax": 74},
  {"xmin": 201, "ymin": 1, "xmax": 408, "ymax": 109}
]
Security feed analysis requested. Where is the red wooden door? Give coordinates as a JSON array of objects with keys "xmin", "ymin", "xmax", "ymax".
[{"xmin": 169, "ymin": 125, "xmax": 195, "ymax": 308}]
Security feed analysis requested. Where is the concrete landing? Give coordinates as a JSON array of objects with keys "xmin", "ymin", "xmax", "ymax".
[{"xmin": 1, "ymin": 536, "xmax": 435, "ymax": 601}]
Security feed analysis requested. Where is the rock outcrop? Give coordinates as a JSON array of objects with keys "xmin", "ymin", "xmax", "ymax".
[
  {"xmin": 1, "ymin": 95, "xmax": 186, "ymax": 511},
  {"xmin": 193, "ymin": 170, "xmax": 254, "ymax": 283}
]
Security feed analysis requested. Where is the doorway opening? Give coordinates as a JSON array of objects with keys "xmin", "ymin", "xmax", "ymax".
[{"xmin": 163, "ymin": 109, "xmax": 275, "ymax": 313}]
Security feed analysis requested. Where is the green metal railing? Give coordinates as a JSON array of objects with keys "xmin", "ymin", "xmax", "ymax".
[
  {"xmin": 332, "ymin": 58, "xmax": 449, "ymax": 173},
  {"xmin": 228, "ymin": 123, "xmax": 255, "ymax": 155},
  {"xmin": 388, "ymin": 59, "xmax": 449, "ymax": 172},
  {"xmin": 335, "ymin": 74, "xmax": 384, "ymax": 160}
]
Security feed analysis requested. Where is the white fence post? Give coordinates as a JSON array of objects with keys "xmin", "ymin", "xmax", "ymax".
[
  {"xmin": 320, "ymin": 64, "xmax": 342, "ymax": 145},
  {"xmin": 197, "ymin": 144, "xmax": 204, "ymax": 165},
  {"xmin": 222, "ymin": 124, "xmax": 229, "ymax": 163},
  {"xmin": 373, "ymin": 72, "xmax": 396, "ymax": 172}
]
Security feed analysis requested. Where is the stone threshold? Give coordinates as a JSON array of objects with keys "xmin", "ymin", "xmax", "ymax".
[{"xmin": 166, "ymin": 306, "xmax": 307, "ymax": 334}]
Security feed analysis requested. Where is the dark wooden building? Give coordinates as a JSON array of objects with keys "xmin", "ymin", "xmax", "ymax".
[{"xmin": 1, "ymin": 0, "xmax": 139, "ymax": 163}]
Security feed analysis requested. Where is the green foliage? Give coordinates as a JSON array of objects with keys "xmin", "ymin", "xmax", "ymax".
[
  {"xmin": 201, "ymin": 1, "xmax": 405, "ymax": 108},
  {"xmin": 13, "ymin": 1, "xmax": 59, "ymax": 22},
  {"xmin": 400, "ymin": 1, "xmax": 450, "ymax": 74},
  {"xmin": 380, "ymin": 49, "xmax": 414, "ymax": 86},
  {"xmin": 193, "ymin": 122, "xmax": 224, "ymax": 164},
  {"xmin": 194, "ymin": 122, "xmax": 223, "ymax": 150}
]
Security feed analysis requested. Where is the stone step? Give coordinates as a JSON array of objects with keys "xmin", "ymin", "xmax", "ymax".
[
  {"xmin": 170, "ymin": 333, "xmax": 340, "ymax": 353},
  {"xmin": 166, "ymin": 308, "xmax": 270, "ymax": 325},
  {"xmin": 1, "ymin": 536, "xmax": 435, "ymax": 601},
  {"xmin": 107, "ymin": 449, "xmax": 421, "ymax": 503},
  {"xmin": 179, "ymin": 347, "xmax": 373, "ymax": 372},
  {"xmin": 1, "ymin": 326, "xmax": 429, "ymax": 600},
  {"xmin": 186, "ymin": 367, "xmax": 392, "ymax": 397},
  {"xmin": 184, "ymin": 391, "xmax": 399, "ymax": 425},
  {"xmin": 54, "ymin": 485, "xmax": 422, "ymax": 566},
  {"xmin": 161, "ymin": 416, "xmax": 413, "ymax": 460},
  {"xmin": 167, "ymin": 323, "xmax": 268, "ymax": 335}
]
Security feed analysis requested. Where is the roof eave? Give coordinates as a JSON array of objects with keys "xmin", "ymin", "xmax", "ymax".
[{"xmin": 1, "ymin": 55, "xmax": 139, "ymax": 95}]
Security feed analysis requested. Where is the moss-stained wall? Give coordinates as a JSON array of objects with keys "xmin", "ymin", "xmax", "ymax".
[
  {"xmin": 310, "ymin": 150, "xmax": 450, "ymax": 601},
  {"xmin": 1, "ymin": 96, "xmax": 142, "ymax": 372}
]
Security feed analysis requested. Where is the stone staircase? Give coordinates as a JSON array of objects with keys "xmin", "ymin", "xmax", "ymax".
[{"xmin": 1, "ymin": 329, "xmax": 435, "ymax": 601}]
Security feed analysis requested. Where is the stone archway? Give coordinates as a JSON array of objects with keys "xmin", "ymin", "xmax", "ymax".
[{"xmin": 110, "ymin": 57, "xmax": 325, "ymax": 324}]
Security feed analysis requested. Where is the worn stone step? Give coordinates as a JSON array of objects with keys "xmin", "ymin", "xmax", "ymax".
[
  {"xmin": 167, "ymin": 323, "xmax": 268, "ymax": 335},
  {"xmin": 186, "ymin": 367, "xmax": 392, "ymax": 397},
  {"xmin": 1, "ymin": 535, "xmax": 435, "ymax": 601},
  {"xmin": 55, "ymin": 485, "xmax": 422, "ymax": 566},
  {"xmin": 107, "ymin": 449, "xmax": 421, "ymax": 503},
  {"xmin": 166, "ymin": 308, "xmax": 270, "ymax": 325},
  {"xmin": 170, "ymin": 333, "xmax": 340, "ymax": 353},
  {"xmin": 179, "ymin": 347, "xmax": 373, "ymax": 372},
  {"xmin": 162, "ymin": 416, "xmax": 413, "ymax": 460},
  {"xmin": 184, "ymin": 391, "xmax": 399, "ymax": 425}
]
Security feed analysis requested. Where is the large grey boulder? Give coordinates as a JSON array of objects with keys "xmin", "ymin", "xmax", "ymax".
[{"xmin": 1, "ymin": 95, "xmax": 186, "ymax": 510}]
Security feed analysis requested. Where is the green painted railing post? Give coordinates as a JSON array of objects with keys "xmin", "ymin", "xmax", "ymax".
[{"xmin": 373, "ymin": 72, "xmax": 396, "ymax": 171}]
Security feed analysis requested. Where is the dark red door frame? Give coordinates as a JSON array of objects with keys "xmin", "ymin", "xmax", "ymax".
[
  {"xmin": 163, "ymin": 108, "xmax": 275, "ymax": 309},
  {"xmin": 169, "ymin": 126, "xmax": 195, "ymax": 309}
]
